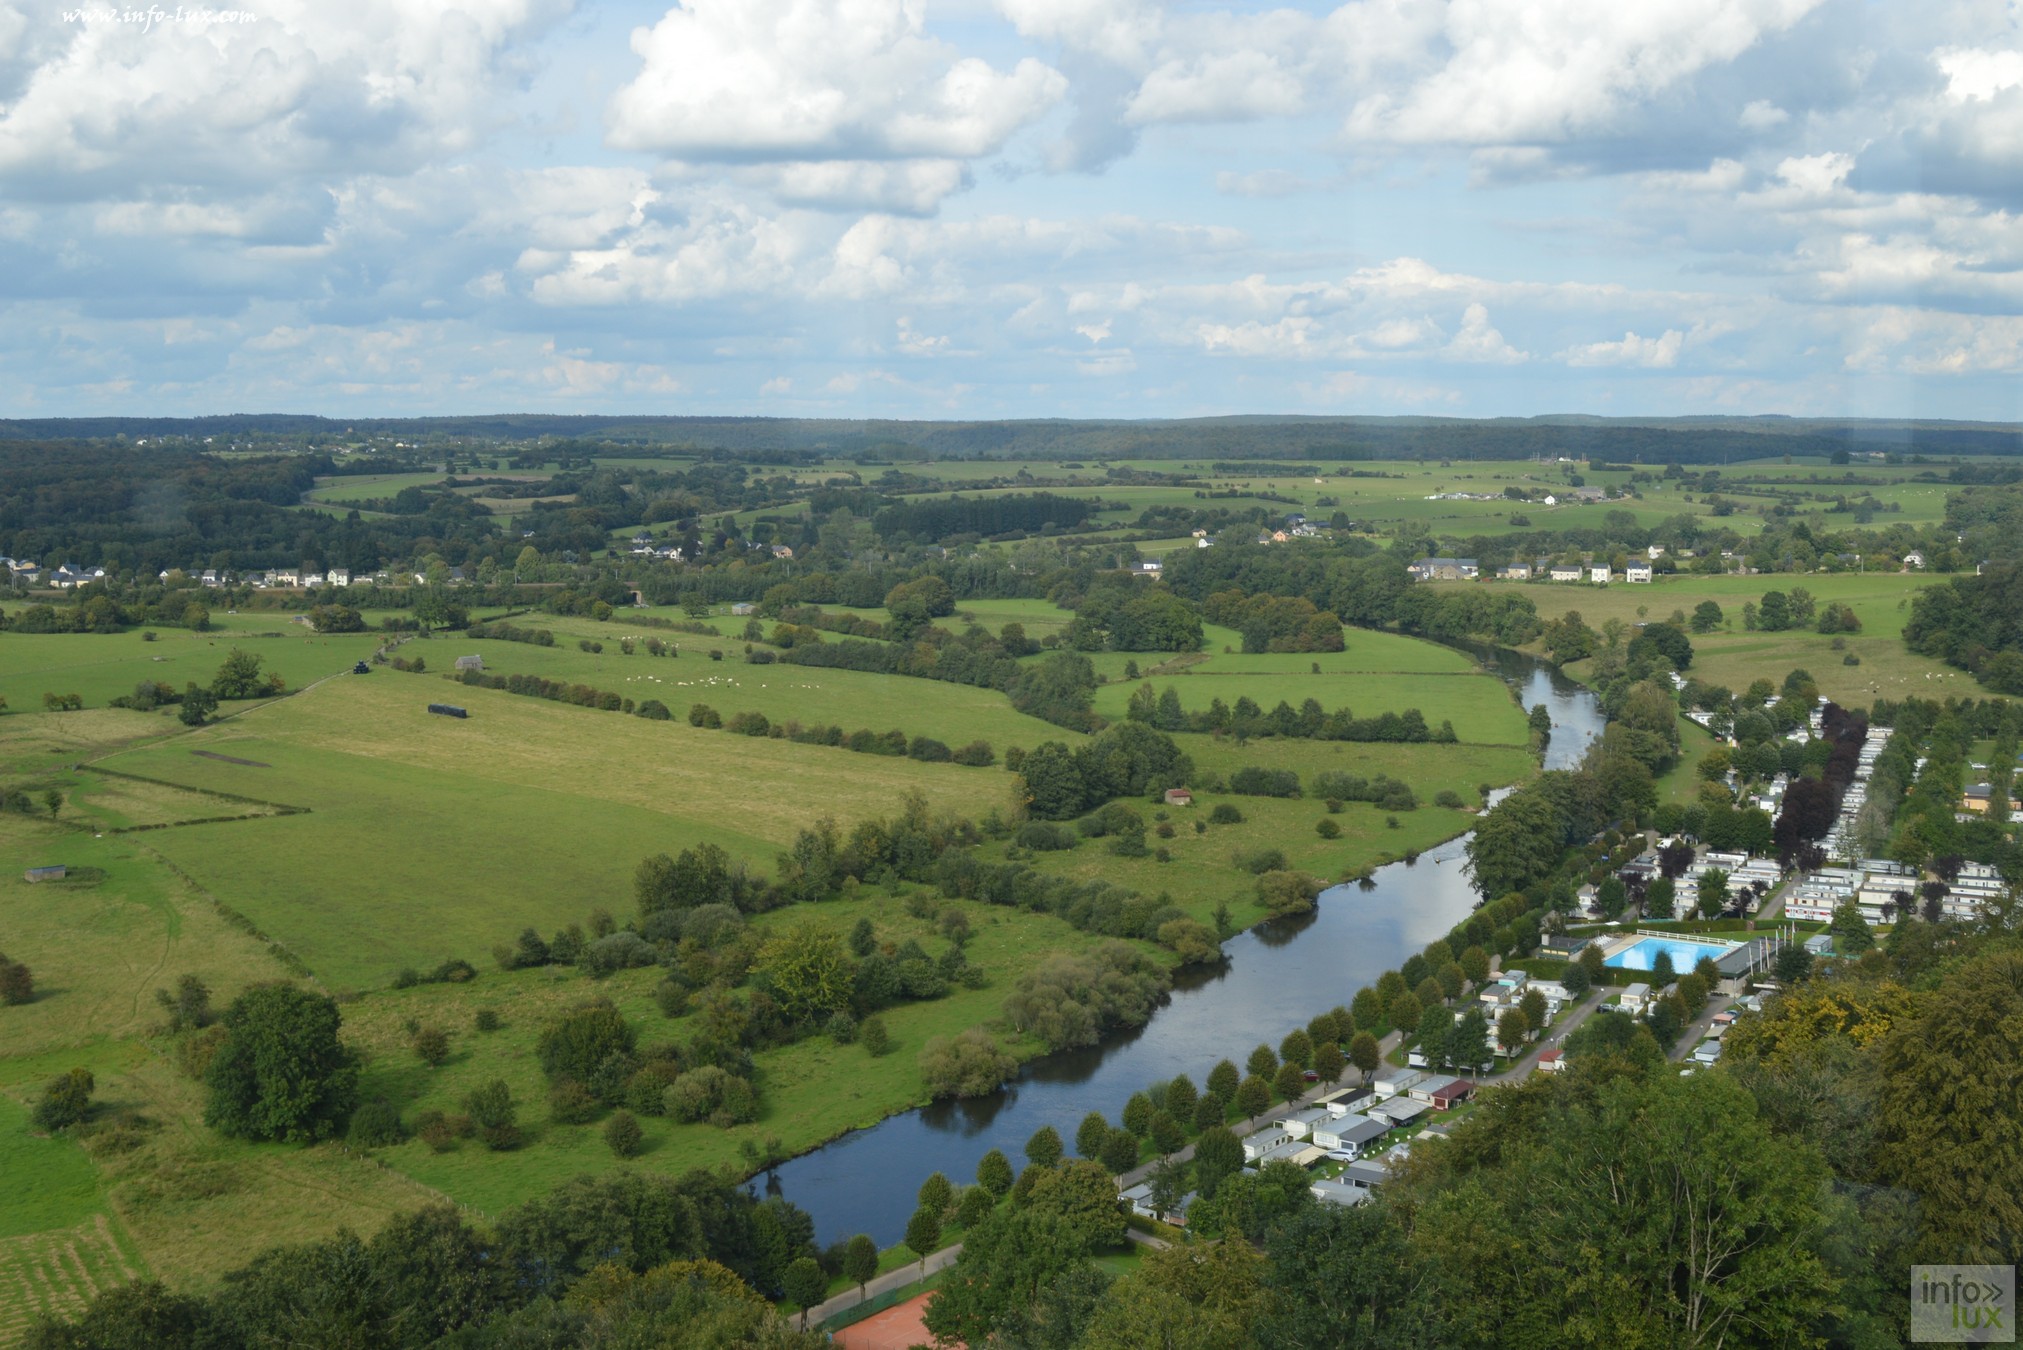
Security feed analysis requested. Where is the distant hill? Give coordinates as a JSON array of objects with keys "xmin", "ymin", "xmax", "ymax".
[{"xmin": 3, "ymin": 412, "xmax": 2020, "ymax": 463}]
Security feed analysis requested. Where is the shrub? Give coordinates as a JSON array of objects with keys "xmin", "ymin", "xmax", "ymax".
[
  {"xmin": 1316, "ymin": 818, "xmax": 1340, "ymax": 839},
  {"xmin": 654, "ymin": 980, "xmax": 690, "ymax": 1019},
  {"xmin": 1208, "ymin": 803, "xmax": 1244, "ymax": 825},
  {"xmin": 726, "ymin": 711, "xmax": 771, "ymax": 736},
  {"xmin": 688, "ymin": 703, "xmax": 721, "ymax": 727},
  {"xmin": 664, "ymin": 1067, "xmax": 758, "ymax": 1128},
  {"xmin": 415, "ymin": 1111, "xmax": 457, "ymax": 1153},
  {"xmin": 537, "ymin": 1001, "xmax": 637, "ymax": 1084},
  {"xmin": 347, "ymin": 1098, "xmax": 406, "ymax": 1147},
  {"xmin": 861, "ymin": 1017, "xmax": 891, "ymax": 1057},
  {"xmin": 1228, "ymin": 766, "xmax": 1302, "ymax": 797},
  {"xmin": 474, "ymin": 1008, "xmax": 501, "ymax": 1033},
  {"xmin": 550, "ymin": 1080, "xmax": 601, "ymax": 1125},
  {"xmin": 635, "ymin": 700, "xmax": 671, "ymax": 721},
  {"xmin": 908, "ymin": 736, "xmax": 953, "ymax": 762},
  {"xmin": 604, "ymin": 1110, "xmax": 644, "ymax": 1158},
  {"xmin": 919, "ymin": 1028, "xmax": 1017, "ymax": 1099},
  {"xmin": 826, "ymin": 1011, "xmax": 858, "ymax": 1044},
  {"xmin": 1235, "ymin": 847, "xmax": 1289, "ymax": 874},
  {"xmin": 412, "ymin": 1027, "xmax": 451, "ymax": 1067},
  {"xmin": 33, "ymin": 1069, "xmax": 93, "ymax": 1132},
  {"xmin": 952, "ymin": 740, "xmax": 996, "ymax": 766},
  {"xmin": 1015, "ymin": 821, "xmax": 1078, "ymax": 851},
  {"xmin": 0, "ymin": 958, "xmax": 37, "ymax": 1004}
]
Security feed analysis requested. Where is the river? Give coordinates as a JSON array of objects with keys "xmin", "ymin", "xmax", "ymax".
[{"xmin": 764, "ymin": 649, "xmax": 1604, "ymax": 1247}]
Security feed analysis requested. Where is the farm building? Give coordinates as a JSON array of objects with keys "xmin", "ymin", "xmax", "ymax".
[
  {"xmin": 455, "ymin": 655, "xmax": 485, "ymax": 673},
  {"xmin": 427, "ymin": 704, "xmax": 469, "ymax": 719},
  {"xmin": 1164, "ymin": 787, "xmax": 1194, "ymax": 807},
  {"xmin": 23, "ymin": 865, "xmax": 66, "ymax": 882}
]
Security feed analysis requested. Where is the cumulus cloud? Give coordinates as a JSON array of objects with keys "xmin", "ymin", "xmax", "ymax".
[
  {"xmin": 1562, "ymin": 329, "xmax": 1686, "ymax": 367},
  {"xmin": 0, "ymin": 0, "xmax": 567, "ymax": 196},
  {"xmin": 1343, "ymin": 0, "xmax": 1826, "ymax": 145},
  {"xmin": 1442, "ymin": 303, "xmax": 1525, "ymax": 363},
  {"xmin": 609, "ymin": 0, "xmax": 1064, "ymax": 163}
]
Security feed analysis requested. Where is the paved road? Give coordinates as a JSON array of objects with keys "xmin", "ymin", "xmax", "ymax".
[
  {"xmin": 1668, "ymin": 993, "xmax": 1726, "ymax": 1062},
  {"xmin": 1478, "ymin": 989, "xmax": 1607, "ymax": 1085},
  {"xmin": 801, "ymin": 1244, "xmax": 965, "ymax": 1328}
]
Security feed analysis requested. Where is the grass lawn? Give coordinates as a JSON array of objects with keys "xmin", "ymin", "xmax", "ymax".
[
  {"xmin": 0, "ymin": 809, "xmax": 444, "ymax": 1297},
  {"xmin": 1092, "ymin": 669, "xmax": 1529, "ymax": 745},
  {"xmin": 92, "ymin": 676, "xmax": 1018, "ymax": 989},
  {"xmin": 0, "ymin": 620, "xmax": 388, "ymax": 713},
  {"xmin": 340, "ymin": 893, "xmax": 1105, "ymax": 1216},
  {"xmin": 1178, "ymin": 735, "xmax": 1535, "ymax": 806},
  {"xmin": 303, "ymin": 472, "xmax": 449, "ymax": 503},
  {"xmin": 0, "ymin": 1094, "xmax": 146, "ymax": 1342},
  {"xmin": 442, "ymin": 627, "xmax": 1064, "ymax": 751}
]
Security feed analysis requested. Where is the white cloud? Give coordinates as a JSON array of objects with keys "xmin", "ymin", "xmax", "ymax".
[
  {"xmin": 1343, "ymin": 0, "xmax": 1825, "ymax": 145},
  {"xmin": 1126, "ymin": 49, "xmax": 1304, "ymax": 123},
  {"xmin": 1739, "ymin": 98, "xmax": 1789, "ymax": 130},
  {"xmin": 994, "ymin": 0, "xmax": 1160, "ymax": 67},
  {"xmin": 0, "ymin": 0, "xmax": 566, "ymax": 194},
  {"xmin": 609, "ymin": 0, "xmax": 1064, "ymax": 163},
  {"xmin": 1445, "ymin": 302, "xmax": 1527, "ymax": 363},
  {"xmin": 1775, "ymin": 151, "xmax": 1855, "ymax": 195},
  {"xmin": 1937, "ymin": 47, "xmax": 2023, "ymax": 103},
  {"xmin": 1562, "ymin": 329, "xmax": 1685, "ymax": 367}
]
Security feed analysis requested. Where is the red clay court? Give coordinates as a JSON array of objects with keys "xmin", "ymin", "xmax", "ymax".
[{"xmin": 830, "ymin": 1291, "xmax": 948, "ymax": 1349}]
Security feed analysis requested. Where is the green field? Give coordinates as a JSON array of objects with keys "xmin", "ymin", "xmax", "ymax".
[
  {"xmin": 0, "ymin": 621, "xmax": 387, "ymax": 713},
  {"xmin": 303, "ymin": 472, "xmax": 450, "ymax": 503},
  {"xmin": 92, "ymin": 675, "xmax": 1020, "ymax": 990},
  {"xmin": 1093, "ymin": 669, "xmax": 1528, "ymax": 745},
  {"xmin": 443, "ymin": 628, "xmax": 1064, "ymax": 751}
]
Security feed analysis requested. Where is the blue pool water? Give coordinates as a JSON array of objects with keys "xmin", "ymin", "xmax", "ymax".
[{"xmin": 1606, "ymin": 936, "xmax": 1740, "ymax": 972}]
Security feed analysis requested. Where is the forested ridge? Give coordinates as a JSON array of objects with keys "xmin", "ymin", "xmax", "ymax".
[{"xmin": 6, "ymin": 414, "xmax": 2021, "ymax": 461}]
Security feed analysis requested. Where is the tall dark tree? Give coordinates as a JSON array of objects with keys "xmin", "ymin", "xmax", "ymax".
[{"xmin": 203, "ymin": 983, "xmax": 358, "ymax": 1144}]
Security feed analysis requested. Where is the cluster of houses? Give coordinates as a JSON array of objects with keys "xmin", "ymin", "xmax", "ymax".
[
  {"xmin": 147, "ymin": 566, "xmax": 367, "ymax": 590},
  {"xmin": 1409, "ymin": 555, "xmax": 1660, "ymax": 584},
  {"xmin": 1786, "ymin": 857, "xmax": 2006, "ymax": 925},
  {"xmin": 1119, "ymin": 1077, "xmax": 1474, "ymax": 1225},
  {"xmin": 1190, "ymin": 513, "xmax": 1329, "ymax": 551}
]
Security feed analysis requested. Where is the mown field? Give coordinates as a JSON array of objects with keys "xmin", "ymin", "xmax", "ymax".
[
  {"xmin": 92, "ymin": 674, "xmax": 1020, "ymax": 991},
  {"xmin": 1462, "ymin": 571, "xmax": 1953, "ymax": 704},
  {"xmin": 0, "ymin": 620, "xmax": 387, "ymax": 713},
  {"xmin": 443, "ymin": 625, "xmax": 1064, "ymax": 752},
  {"xmin": 771, "ymin": 456, "xmax": 1964, "ymax": 548},
  {"xmin": 0, "ymin": 801, "xmax": 448, "ymax": 1311}
]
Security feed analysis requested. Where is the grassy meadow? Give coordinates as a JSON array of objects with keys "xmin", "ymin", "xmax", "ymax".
[
  {"xmin": 14, "ymin": 448, "xmax": 1984, "ymax": 1312},
  {"xmin": 91, "ymin": 673, "xmax": 1020, "ymax": 990},
  {"xmin": 0, "ymin": 619, "xmax": 387, "ymax": 713}
]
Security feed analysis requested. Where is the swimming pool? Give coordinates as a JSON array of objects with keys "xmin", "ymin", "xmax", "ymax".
[{"xmin": 1605, "ymin": 935, "xmax": 1741, "ymax": 973}]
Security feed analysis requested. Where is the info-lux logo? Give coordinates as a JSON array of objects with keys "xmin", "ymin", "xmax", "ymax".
[{"xmin": 1915, "ymin": 1265, "xmax": 2015, "ymax": 1344}]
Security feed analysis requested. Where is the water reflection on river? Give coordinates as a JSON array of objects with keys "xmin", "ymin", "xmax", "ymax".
[{"xmin": 766, "ymin": 648, "xmax": 1604, "ymax": 1246}]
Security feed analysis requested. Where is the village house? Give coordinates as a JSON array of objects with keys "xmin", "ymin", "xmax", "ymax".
[
  {"xmin": 1625, "ymin": 561, "xmax": 1653, "ymax": 583},
  {"xmin": 1311, "ymin": 1113, "xmax": 1391, "ymax": 1155},
  {"xmin": 1588, "ymin": 564, "xmax": 1611, "ymax": 584},
  {"xmin": 1498, "ymin": 562, "xmax": 1532, "ymax": 580},
  {"xmin": 1548, "ymin": 563, "xmax": 1582, "ymax": 582},
  {"xmin": 1408, "ymin": 557, "xmax": 1480, "ymax": 582}
]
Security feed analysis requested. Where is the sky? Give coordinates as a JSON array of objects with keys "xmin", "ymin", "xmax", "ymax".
[{"xmin": 5, "ymin": 0, "xmax": 2023, "ymax": 421}]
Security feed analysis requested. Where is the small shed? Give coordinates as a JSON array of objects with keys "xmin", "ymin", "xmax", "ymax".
[
  {"xmin": 455, "ymin": 655, "xmax": 484, "ymax": 673},
  {"xmin": 427, "ymin": 704, "xmax": 469, "ymax": 719},
  {"xmin": 1164, "ymin": 787, "xmax": 1194, "ymax": 807},
  {"xmin": 23, "ymin": 865, "xmax": 66, "ymax": 883}
]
